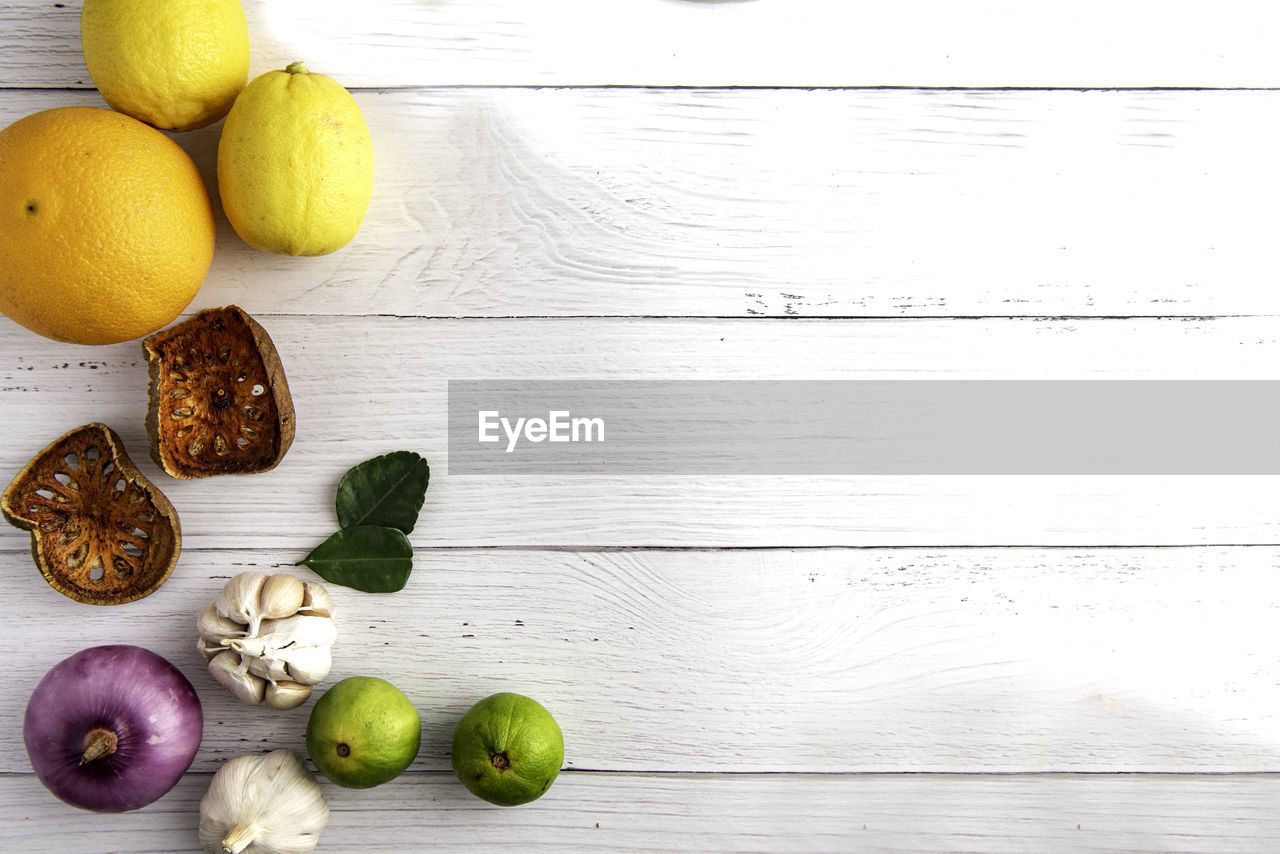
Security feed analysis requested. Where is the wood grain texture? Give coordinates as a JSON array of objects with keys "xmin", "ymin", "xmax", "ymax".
[
  {"xmin": 4, "ymin": 547, "xmax": 1280, "ymax": 774},
  {"xmin": 7, "ymin": 770, "xmax": 1280, "ymax": 853},
  {"xmin": 5, "ymin": 10, "xmax": 1280, "ymax": 850},
  {"xmin": 5, "ymin": 88, "xmax": 1280, "ymax": 318},
  {"xmin": 5, "ymin": 0, "xmax": 1280, "ymax": 89},
  {"xmin": 2, "ymin": 316, "xmax": 1279, "ymax": 550}
]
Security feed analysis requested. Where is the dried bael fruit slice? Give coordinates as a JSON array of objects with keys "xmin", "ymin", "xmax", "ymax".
[
  {"xmin": 1, "ymin": 423, "xmax": 181, "ymax": 605},
  {"xmin": 144, "ymin": 305, "xmax": 295, "ymax": 478}
]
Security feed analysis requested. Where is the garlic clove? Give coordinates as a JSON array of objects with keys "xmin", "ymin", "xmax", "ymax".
[
  {"xmin": 264, "ymin": 681, "xmax": 313, "ymax": 711},
  {"xmin": 232, "ymin": 640, "xmax": 331, "ymax": 685},
  {"xmin": 207, "ymin": 650, "xmax": 266, "ymax": 705},
  {"xmin": 297, "ymin": 582, "xmax": 332, "ymax": 618},
  {"xmin": 228, "ymin": 616, "xmax": 335, "ymax": 685},
  {"xmin": 247, "ymin": 654, "xmax": 291, "ymax": 683},
  {"xmin": 259, "ymin": 614, "xmax": 338, "ymax": 647},
  {"xmin": 214, "ymin": 571, "xmax": 268, "ymax": 627},
  {"xmin": 197, "ymin": 637, "xmax": 226, "ymax": 662},
  {"xmin": 259, "ymin": 573, "xmax": 306, "ymax": 621},
  {"xmin": 197, "ymin": 602, "xmax": 246, "ymax": 646},
  {"xmin": 278, "ymin": 646, "xmax": 332, "ymax": 685},
  {"xmin": 230, "ymin": 615, "xmax": 336, "ymax": 658}
]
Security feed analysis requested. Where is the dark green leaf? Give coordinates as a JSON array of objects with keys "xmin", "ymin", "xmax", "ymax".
[
  {"xmin": 336, "ymin": 451, "xmax": 430, "ymax": 534},
  {"xmin": 296, "ymin": 525, "xmax": 413, "ymax": 593}
]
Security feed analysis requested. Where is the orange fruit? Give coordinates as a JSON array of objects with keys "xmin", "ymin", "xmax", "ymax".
[{"xmin": 0, "ymin": 107, "xmax": 215, "ymax": 345}]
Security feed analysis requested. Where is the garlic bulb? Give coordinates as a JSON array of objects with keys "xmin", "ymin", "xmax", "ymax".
[
  {"xmin": 199, "ymin": 572, "xmax": 336, "ymax": 709},
  {"xmin": 199, "ymin": 749, "xmax": 329, "ymax": 854}
]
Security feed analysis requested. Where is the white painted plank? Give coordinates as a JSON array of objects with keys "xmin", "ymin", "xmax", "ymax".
[
  {"xmin": 4, "ymin": 547, "xmax": 1280, "ymax": 774},
  {"xmin": 3, "ymin": 88, "xmax": 1280, "ymax": 318},
  {"xmin": 7, "ymin": 770, "xmax": 1280, "ymax": 854},
  {"xmin": 5, "ymin": 0, "xmax": 1280, "ymax": 89},
  {"xmin": 2, "ymin": 316, "xmax": 1279, "ymax": 549}
]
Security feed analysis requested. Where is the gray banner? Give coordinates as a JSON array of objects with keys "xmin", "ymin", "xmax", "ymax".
[{"xmin": 447, "ymin": 380, "xmax": 1280, "ymax": 475}]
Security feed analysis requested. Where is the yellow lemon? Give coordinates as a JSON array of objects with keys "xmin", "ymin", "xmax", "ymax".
[
  {"xmin": 0, "ymin": 107, "xmax": 215, "ymax": 345},
  {"xmin": 218, "ymin": 62, "xmax": 374, "ymax": 256},
  {"xmin": 81, "ymin": 0, "xmax": 250, "ymax": 132}
]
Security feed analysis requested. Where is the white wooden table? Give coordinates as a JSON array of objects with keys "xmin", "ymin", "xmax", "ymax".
[{"xmin": 4, "ymin": 2, "xmax": 1280, "ymax": 851}]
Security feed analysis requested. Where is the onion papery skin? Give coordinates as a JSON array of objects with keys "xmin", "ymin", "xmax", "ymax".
[{"xmin": 23, "ymin": 644, "xmax": 203, "ymax": 812}]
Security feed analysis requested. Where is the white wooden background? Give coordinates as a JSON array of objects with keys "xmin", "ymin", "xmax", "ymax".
[{"xmin": 3, "ymin": 2, "xmax": 1280, "ymax": 851}]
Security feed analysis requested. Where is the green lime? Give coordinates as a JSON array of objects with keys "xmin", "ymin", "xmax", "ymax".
[
  {"xmin": 451, "ymin": 692, "xmax": 564, "ymax": 806},
  {"xmin": 305, "ymin": 676, "xmax": 421, "ymax": 789}
]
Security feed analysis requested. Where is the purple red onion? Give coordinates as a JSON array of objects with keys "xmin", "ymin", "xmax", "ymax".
[{"xmin": 24, "ymin": 644, "xmax": 203, "ymax": 812}]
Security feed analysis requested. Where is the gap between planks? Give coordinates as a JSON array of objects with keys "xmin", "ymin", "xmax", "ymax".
[
  {"xmin": 8, "ymin": 85, "xmax": 1280, "ymax": 94},
  {"xmin": 8, "ymin": 543, "xmax": 1280, "ymax": 556},
  {"xmin": 3, "ymin": 769, "xmax": 1280, "ymax": 779},
  {"xmin": 121, "ymin": 313, "xmax": 1280, "ymax": 321}
]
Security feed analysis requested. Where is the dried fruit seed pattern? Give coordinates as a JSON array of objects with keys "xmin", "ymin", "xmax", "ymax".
[
  {"xmin": 0, "ymin": 423, "xmax": 181, "ymax": 605},
  {"xmin": 144, "ymin": 305, "xmax": 294, "ymax": 479}
]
